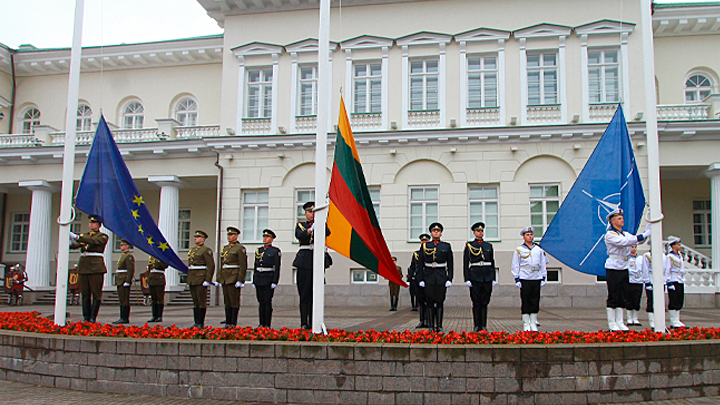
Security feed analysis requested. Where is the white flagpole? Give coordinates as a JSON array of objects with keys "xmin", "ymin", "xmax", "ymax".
[
  {"xmin": 312, "ymin": 0, "xmax": 331, "ymax": 334},
  {"xmin": 640, "ymin": 0, "xmax": 666, "ymax": 332},
  {"xmin": 53, "ymin": 0, "xmax": 85, "ymax": 326}
]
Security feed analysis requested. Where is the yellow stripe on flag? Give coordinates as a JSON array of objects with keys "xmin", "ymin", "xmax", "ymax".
[{"xmin": 326, "ymin": 199, "xmax": 353, "ymax": 258}]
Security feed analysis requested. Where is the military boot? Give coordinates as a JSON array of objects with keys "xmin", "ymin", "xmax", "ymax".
[
  {"xmin": 89, "ymin": 300, "xmax": 102, "ymax": 324},
  {"xmin": 82, "ymin": 298, "xmax": 92, "ymax": 322}
]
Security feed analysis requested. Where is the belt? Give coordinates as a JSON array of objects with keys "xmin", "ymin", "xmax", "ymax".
[
  {"xmin": 116, "ymin": 270, "xmax": 128, "ymax": 273},
  {"xmin": 609, "ymin": 254, "xmax": 629, "ymax": 261},
  {"xmin": 671, "ymin": 269, "xmax": 685, "ymax": 273},
  {"xmin": 222, "ymin": 265, "xmax": 240, "ymax": 269},
  {"xmin": 188, "ymin": 265, "xmax": 207, "ymax": 270},
  {"xmin": 255, "ymin": 267, "xmax": 274, "ymax": 272},
  {"xmin": 520, "ymin": 266, "xmax": 540, "ymax": 271},
  {"xmin": 470, "ymin": 262, "xmax": 493, "ymax": 267},
  {"xmin": 299, "ymin": 245, "xmax": 313, "ymax": 250},
  {"xmin": 425, "ymin": 263, "xmax": 447, "ymax": 268},
  {"xmin": 150, "ymin": 270, "xmax": 165, "ymax": 274},
  {"xmin": 81, "ymin": 252, "xmax": 104, "ymax": 257}
]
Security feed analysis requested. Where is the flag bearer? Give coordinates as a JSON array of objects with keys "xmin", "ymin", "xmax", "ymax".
[
  {"xmin": 464, "ymin": 222, "xmax": 496, "ymax": 332},
  {"xmin": 146, "ymin": 256, "xmax": 168, "ymax": 322},
  {"xmin": 626, "ymin": 245, "xmax": 644, "ymax": 326},
  {"xmin": 388, "ymin": 257, "xmax": 401, "ymax": 311},
  {"xmin": 253, "ymin": 229, "xmax": 281, "ymax": 328},
  {"xmin": 112, "ymin": 239, "xmax": 135, "ymax": 324},
  {"xmin": 218, "ymin": 226, "xmax": 247, "ymax": 328},
  {"xmin": 69, "ymin": 216, "xmax": 109, "ymax": 323},
  {"xmin": 665, "ymin": 238, "xmax": 687, "ymax": 328},
  {"xmin": 187, "ymin": 230, "xmax": 215, "ymax": 328},
  {"xmin": 411, "ymin": 233, "xmax": 431, "ymax": 328},
  {"xmin": 511, "ymin": 226, "xmax": 548, "ymax": 332},
  {"xmin": 417, "ymin": 223, "xmax": 453, "ymax": 333}
]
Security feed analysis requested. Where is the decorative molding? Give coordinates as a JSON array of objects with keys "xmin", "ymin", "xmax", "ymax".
[
  {"xmin": 514, "ymin": 23, "xmax": 572, "ymax": 39},
  {"xmin": 340, "ymin": 35, "xmax": 394, "ymax": 50},
  {"xmin": 455, "ymin": 27, "xmax": 511, "ymax": 43},
  {"xmin": 574, "ymin": 19, "xmax": 636, "ymax": 36},
  {"xmin": 396, "ymin": 31, "xmax": 452, "ymax": 46},
  {"xmin": 231, "ymin": 42, "xmax": 284, "ymax": 57}
]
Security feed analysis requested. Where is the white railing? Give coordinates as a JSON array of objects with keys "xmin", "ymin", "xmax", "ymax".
[
  {"xmin": 588, "ymin": 103, "xmax": 617, "ymax": 122},
  {"xmin": 51, "ymin": 129, "xmax": 163, "ymax": 145},
  {"xmin": 526, "ymin": 105, "xmax": 562, "ymax": 124},
  {"xmin": 242, "ymin": 118, "xmax": 271, "ymax": 134},
  {"xmin": 657, "ymin": 104, "xmax": 710, "ymax": 121},
  {"xmin": 176, "ymin": 125, "xmax": 221, "ymax": 139},
  {"xmin": 295, "ymin": 115, "xmax": 317, "ymax": 133},
  {"xmin": 466, "ymin": 107, "xmax": 500, "ymax": 126},
  {"xmin": 51, "ymin": 131, "xmax": 94, "ymax": 145},
  {"xmin": 0, "ymin": 134, "xmax": 43, "ymax": 147},
  {"xmin": 408, "ymin": 110, "xmax": 440, "ymax": 128},
  {"xmin": 350, "ymin": 113, "xmax": 382, "ymax": 130}
]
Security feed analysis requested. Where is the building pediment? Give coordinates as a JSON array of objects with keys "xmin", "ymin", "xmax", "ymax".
[
  {"xmin": 455, "ymin": 28, "xmax": 511, "ymax": 43},
  {"xmin": 285, "ymin": 39, "xmax": 339, "ymax": 54},
  {"xmin": 575, "ymin": 20, "xmax": 635, "ymax": 36},
  {"xmin": 514, "ymin": 23, "xmax": 572, "ymax": 39},
  {"xmin": 396, "ymin": 31, "xmax": 452, "ymax": 47},
  {"xmin": 231, "ymin": 42, "xmax": 284, "ymax": 57},
  {"xmin": 340, "ymin": 35, "xmax": 394, "ymax": 50}
]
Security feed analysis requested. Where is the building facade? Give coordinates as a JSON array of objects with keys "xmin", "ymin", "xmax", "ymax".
[{"xmin": 0, "ymin": 0, "xmax": 719, "ymax": 307}]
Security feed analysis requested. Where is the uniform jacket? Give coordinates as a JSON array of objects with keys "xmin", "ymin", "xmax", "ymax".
[
  {"xmin": 254, "ymin": 244, "xmax": 282, "ymax": 286},
  {"xmin": 70, "ymin": 231, "xmax": 109, "ymax": 274},
  {"xmin": 389, "ymin": 265, "xmax": 402, "ymax": 295},
  {"xmin": 115, "ymin": 252, "xmax": 135, "ymax": 286},
  {"xmin": 293, "ymin": 221, "xmax": 331, "ymax": 269},
  {"xmin": 407, "ymin": 251, "xmax": 420, "ymax": 282},
  {"xmin": 628, "ymin": 255, "xmax": 643, "ymax": 284},
  {"xmin": 604, "ymin": 227, "xmax": 642, "ymax": 270},
  {"xmin": 511, "ymin": 243, "xmax": 548, "ymax": 281},
  {"xmin": 463, "ymin": 239, "xmax": 495, "ymax": 283},
  {"xmin": 187, "ymin": 244, "xmax": 215, "ymax": 286},
  {"xmin": 217, "ymin": 241, "xmax": 247, "ymax": 285},
  {"xmin": 147, "ymin": 257, "xmax": 168, "ymax": 287},
  {"xmin": 417, "ymin": 240, "xmax": 453, "ymax": 285},
  {"xmin": 664, "ymin": 251, "xmax": 686, "ymax": 284}
]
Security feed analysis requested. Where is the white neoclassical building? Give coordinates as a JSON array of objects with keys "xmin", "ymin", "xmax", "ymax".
[{"xmin": 0, "ymin": 0, "xmax": 719, "ymax": 307}]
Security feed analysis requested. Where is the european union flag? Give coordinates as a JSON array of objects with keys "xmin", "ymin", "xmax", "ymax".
[
  {"xmin": 75, "ymin": 115, "xmax": 189, "ymax": 273},
  {"xmin": 540, "ymin": 105, "xmax": 645, "ymax": 276}
]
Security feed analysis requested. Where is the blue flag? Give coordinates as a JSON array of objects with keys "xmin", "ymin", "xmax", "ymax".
[
  {"xmin": 75, "ymin": 115, "xmax": 189, "ymax": 273},
  {"xmin": 540, "ymin": 105, "xmax": 645, "ymax": 276}
]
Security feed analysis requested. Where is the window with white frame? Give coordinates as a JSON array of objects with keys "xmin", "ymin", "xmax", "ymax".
[
  {"xmin": 409, "ymin": 59, "xmax": 439, "ymax": 111},
  {"xmin": 469, "ymin": 186, "xmax": 499, "ymax": 240},
  {"xmin": 527, "ymin": 53, "xmax": 558, "ymax": 105},
  {"xmin": 588, "ymin": 49, "xmax": 620, "ymax": 104},
  {"xmin": 77, "ymin": 104, "xmax": 92, "ymax": 132},
  {"xmin": 178, "ymin": 209, "xmax": 191, "ymax": 251},
  {"xmin": 175, "ymin": 97, "xmax": 198, "ymax": 126},
  {"xmin": 10, "ymin": 213, "xmax": 30, "ymax": 252},
  {"xmin": 21, "ymin": 108, "xmax": 40, "ymax": 134},
  {"xmin": 298, "ymin": 65, "xmax": 318, "ymax": 116},
  {"xmin": 242, "ymin": 190, "xmax": 269, "ymax": 242},
  {"xmin": 547, "ymin": 268, "xmax": 561, "ymax": 283},
  {"xmin": 409, "ymin": 187, "xmax": 438, "ymax": 240},
  {"xmin": 351, "ymin": 269, "xmax": 379, "ymax": 284},
  {"xmin": 693, "ymin": 200, "xmax": 711, "ymax": 246},
  {"xmin": 529, "ymin": 184, "xmax": 560, "ymax": 238},
  {"xmin": 121, "ymin": 101, "xmax": 144, "ymax": 129},
  {"xmin": 353, "ymin": 62, "xmax": 382, "ymax": 114},
  {"xmin": 296, "ymin": 189, "xmax": 315, "ymax": 223},
  {"xmin": 247, "ymin": 68, "xmax": 273, "ymax": 118},
  {"xmin": 685, "ymin": 74, "xmax": 713, "ymax": 103},
  {"xmin": 467, "ymin": 55, "xmax": 498, "ymax": 108},
  {"xmin": 368, "ymin": 187, "xmax": 381, "ymax": 220}
]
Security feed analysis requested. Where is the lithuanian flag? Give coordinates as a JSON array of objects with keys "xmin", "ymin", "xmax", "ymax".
[{"xmin": 326, "ymin": 98, "xmax": 407, "ymax": 287}]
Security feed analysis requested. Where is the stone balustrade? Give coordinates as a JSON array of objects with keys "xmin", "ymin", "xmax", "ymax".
[
  {"xmin": 657, "ymin": 104, "xmax": 710, "ymax": 121},
  {"xmin": 295, "ymin": 115, "xmax": 318, "ymax": 133},
  {"xmin": 0, "ymin": 134, "xmax": 43, "ymax": 147},
  {"xmin": 408, "ymin": 110, "xmax": 440, "ymax": 128},
  {"xmin": 526, "ymin": 105, "xmax": 562, "ymax": 124},
  {"xmin": 350, "ymin": 112, "xmax": 382, "ymax": 131},
  {"xmin": 466, "ymin": 107, "xmax": 500, "ymax": 126}
]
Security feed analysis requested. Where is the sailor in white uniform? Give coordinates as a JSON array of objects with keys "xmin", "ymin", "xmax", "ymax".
[
  {"xmin": 510, "ymin": 226, "xmax": 548, "ymax": 332},
  {"xmin": 664, "ymin": 238, "xmax": 686, "ymax": 328},
  {"xmin": 638, "ymin": 240, "xmax": 660, "ymax": 328},
  {"xmin": 626, "ymin": 245, "xmax": 644, "ymax": 326}
]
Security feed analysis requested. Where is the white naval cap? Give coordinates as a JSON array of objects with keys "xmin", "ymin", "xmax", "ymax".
[
  {"xmin": 668, "ymin": 237, "xmax": 681, "ymax": 246},
  {"xmin": 520, "ymin": 226, "xmax": 535, "ymax": 236},
  {"xmin": 606, "ymin": 208, "xmax": 624, "ymax": 222}
]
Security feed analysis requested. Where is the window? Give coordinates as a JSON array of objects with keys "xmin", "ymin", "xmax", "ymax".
[
  {"xmin": 296, "ymin": 189, "xmax": 315, "ymax": 223},
  {"xmin": 21, "ymin": 108, "xmax": 40, "ymax": 134},
  {"xmin": 175, "ymin": 98, "xmax": 198, "ymax": 126},
  {"xmin": 469, "ymin": 186, "xmax": 499, "ymax": 240},
  {"xmin": 409, "ymin": 187, "xmax": 438, "ymax": 240},
  {"xmin": 693, "ymin": 200, "xmax": 711, "ymax": 246},
  {"xmin": 245, "ymin": 270, "xmax": 254, "ymax": 284},
  {"xmin": 467, "ymin": 55, "xmax": 498, "ymax": 108},
  {"xmin": 409, "ymin": 59, "xmax": 439, "ymax": 111},
  {"xmin": 122, "ymin": 101, "xmax": 144, "ymax": 129},
  {"xmin": 547, "ymin": 268, "xmax": 561, "ymax": 283},
  {"xmin": 685, "ymin": 74, "xmax": 713, "ymax": 103},
  {"xmin": 70, "ymin": 212, "xmax": 83, "ymax": 235},
  {"xmin": 529, "ymin": 184, "xmax": 560, "ymax": 238},
  {"xmin": 351, "ymin": 269, "xmax": 379, "ymax": 284},
  {"xmin": 298, "ymin": 65, "xmax": 318, "ymax": 116},
  {"xmin": 77, "ymin": 104, "xmax": 92, "ymax": 131},
  {"xmin": 247, "ymin": 69, "xmax": 273, "ymax": 118},
  {"xmin": 368, "ymin": 187, "xmax": 381, "ymax": 220},
  {"xmin": 527, "ymin": 53, "xmax": 558, "ymax": 105},
  {"xmin": 10, "ymin": 213, "xmax": 30, "ymax": 252},
  {"xmin": 242, "ymin": 190, "xmax": 269, "ymax": 242},
  {"xmin": 588, "ymin": 49, "xmax": 619, "ymax": 104},
  {"xmin": 353, "ymin": 62, "xmax": 382, "ymax": 113},
  {"xmin": 178, "ymin": 209, "xmax": 191, "ymax": 251}
]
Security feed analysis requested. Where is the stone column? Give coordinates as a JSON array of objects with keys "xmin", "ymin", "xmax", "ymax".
[
  {"xmin": 707, "ymin": 163, "xmax": 720, "ymax": 268},
  {"xmin": 19, "ymin": 180, "xmax": 56, "ymax": 289},
  {"xmin": 148, "ymin": 175, "xmax": 183, "ymax": 290}
]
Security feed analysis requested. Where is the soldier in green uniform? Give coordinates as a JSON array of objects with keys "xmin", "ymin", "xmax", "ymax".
[
  {"xmin": 388, "ymin": 256, "xmax": 401, "ymax": 311},
  {"xmin": 218, "ymin": 226, "xmax": 247, "ymax": 328},
  {"xmin": 147, "ymin": 256, "xmax": 168, "ymax": 322},
  {"xmin": 187, "ymin": 230, "xmax": 215, "ymax": 328},
  {"xmin": 69, "ymin": 216, "xmax": 109, "ymax": 323},
  {"xmin": 112, "ymin": 239, "xmax": 135, "ymax": 324}
]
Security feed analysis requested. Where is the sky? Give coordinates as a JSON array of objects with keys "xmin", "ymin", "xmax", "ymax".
[{"xmin": 0, "ymin": 0, "xmax": 716, "ymax": 50}]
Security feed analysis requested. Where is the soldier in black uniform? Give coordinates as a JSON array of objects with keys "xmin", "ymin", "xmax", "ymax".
[
  {"xmin": 146, "ymin": 256, "xmax": 168, "ymax": 322},
  {"xmin": 292, "ymin": 201, "xmax": 331, "ymax": 329},
  {"xmin": 463, "ymin": 222, "xmax": 495, "ymax": 332},
  {"xmin": 253, "ymin": 229, "xmax": 281, "ymax": 328},
  {"xmin": 411, "ymin": 233, "xmax": 431, "ymax": 328},
  {"xmin": 69, "ymin": 216, "xmax": 109, "ymax": 323},
  {"xmin": 417, "ymin": 223, "xmax": 453, "ymax": 333},
  {"xmin": 112, "ymin": 239, "xmax": 135, "ymax": 324}
]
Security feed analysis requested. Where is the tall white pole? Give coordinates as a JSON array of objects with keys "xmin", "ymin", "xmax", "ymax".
[
  {"xmin": 640, "ymin": 0, "xmax": 666, "ymax": 332},
  {"xmin": 54, "ymin": 0, "xmax": 85, "ymax": 326},
  {"xmin": 312, "ymin": 0, "xmax": 331, "ymax": 334}
]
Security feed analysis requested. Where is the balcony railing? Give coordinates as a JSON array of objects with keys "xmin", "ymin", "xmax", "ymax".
[
  {"xmin": 588, "ymin": 103, "xmax": 617, "ymax": 122},
  {"xmin": 0, "ymin": 134, "xmax": 43, "ymax": 147},
  {"xmin": 295, "ymin": 115, "xmax": 317, "ymax": 133},
  {"xmin": 242, "ymin": 118, "xmax": 271, "ymax": 134},
  {"xmin": 466, "ymin": 107, "xmax": 500, "ymax": 126},
  {"xmin": 51, "ymin": 129, "xmax": 165, "ymax": 145},
  {"xmin": 656, "ymin": 104, "xmax": 710, "ymax": 121},
  {"xmin": 408, "ymin": 110, "xmax": 440, "ymax": 128},
  {"xmin": 663, "ymin": 236, "xmax": 717, "ymax": 293},
  {"xmin": 350, "ymin": 112, "xmax": 382, "ymax": 131},
  {"xmin": 526, "ymin": 105, "xmax": 562, "ymax": 125},
  {"xmin": 176, "ymin": 125, "xmax": 221, "ymax": 139}
]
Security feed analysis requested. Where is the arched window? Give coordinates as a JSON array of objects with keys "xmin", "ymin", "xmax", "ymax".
[
  {"xmin": 77, "ymin": 104, "xmax": 93, "ymax": 131},
  {"xmin": 175, "ymin": 97, "xmax": 198, "ymax": 126},
  {"xmin": 121, "ymin": 101, "xmax": 144, "ymax": 129},
  {"xmin": 685, "ymin": 74, "xmax": 713, "ymax": 103},
  {"xmin": 21, "ymin": 108, "xmax": 40, "ymax": 134}
]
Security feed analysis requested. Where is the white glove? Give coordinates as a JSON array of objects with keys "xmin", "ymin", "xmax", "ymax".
[
  {"xmin": 444, "ymin": 281, "xmax": 452, "ymax": 288},
  {"xmin": 642, "ymin": 223, "xmax": 651, "ymax": 239},
  {"xmin": 69, "ymin": 232, "xmax": 79, "ymax": 240},
  {"xmin": 418, "ymin": 281, "xmax": 425, "ymax": 287},
  {"xmin": 202, "ymin": 281, "xmax": 211, "ymax": 287},
  {"xmin": 270, "ymin": 283, "xmax": 277, "ymax": 289},
  {"xmin": 235, "ymin": 281, "xmax": 244, "ymax": 288},
  {"xmin": 252, "ymin": 283, "xmax": 256, "ymax": 289},
  {"xmin": 667, "ymin": 283, "xmax": 675, "ymax": 291},
  {"xmin": 541, "ymin": 280, "xmax": 546, "ymax": 287},
  {"xmin": 465, "ymin": 280, "xmax": 472, "ymax": 287},
  {"xmin": 646, "ymin": 284, "xmax": 653, "ymax": 291},
  {"xmin": 123, "ymin": 282, "xmax": 130, "ymax": 287},
  {"xmin": 309, "ymin": 223, "xmax": 315, "ymax": 233},
  {"xmin": 492, "ymin": 281, "xmax": 497, "ymax": 286},
  {"xmin": 516, "ymin": 281, "xmax": 522, "ymax": 288}
]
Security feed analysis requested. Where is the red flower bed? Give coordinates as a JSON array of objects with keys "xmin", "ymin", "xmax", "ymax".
[{"xmin": 1, "ymin": 311, "xmax": 718, "ymax": 345}]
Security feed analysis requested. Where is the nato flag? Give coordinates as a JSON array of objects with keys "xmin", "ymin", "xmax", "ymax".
[
  {"xmin": 75, "ymin": 115, "xmax": 189, "ymax": 273},
  {"xmin": 539, "ymin": 105, "xmax": 645, "ymax": 276}
]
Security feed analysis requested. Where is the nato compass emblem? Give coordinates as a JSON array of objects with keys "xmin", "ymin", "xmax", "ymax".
[{"xmin": 578, "ymin": 190, "xmax": 622, "ymax": 267}]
